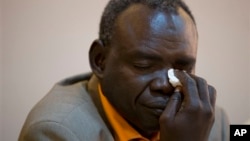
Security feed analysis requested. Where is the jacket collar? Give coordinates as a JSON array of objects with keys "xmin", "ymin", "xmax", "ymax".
[{"xmin": 87, "ymin": 74, "xmax": 114, "ymax": 135}]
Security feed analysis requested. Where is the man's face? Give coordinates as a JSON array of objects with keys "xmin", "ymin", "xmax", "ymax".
[{"xmin": 100, "ymin": 4, "xmax": 197, "ymax": 135}]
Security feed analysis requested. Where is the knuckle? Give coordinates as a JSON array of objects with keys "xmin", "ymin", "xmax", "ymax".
[
  {"xmin": 186, "ymin": 77, "xmax": 196, "ymax": 85},
  {"xmin": 203, "ymin": 106, "xmax": 214, "ymax": 118},
  {"xmin": 197, "ymin": 76, "xmax": 207, "ymax": 84},
  {"xmin": 187, "ymin": 104, "xmax": 215, "ymax": 120},
  {"xmin": 201, "ymin": 79, "xmax": 208, "ymax": 87},
  {"xmin": 208, "ymin": 85, "xmax": 217, "ymax": 104},
  {"xmin": 187, "ymin": 101, "xmax": 202, "ymax": 112},
  {"xmin": 208, "ymin": 85, "xmax": 216, "ymax": 96}
]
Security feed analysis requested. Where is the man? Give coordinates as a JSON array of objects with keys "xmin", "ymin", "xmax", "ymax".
[{"xmin": 19, "ymin": 0, "xmax": 229, "ymax": 141}]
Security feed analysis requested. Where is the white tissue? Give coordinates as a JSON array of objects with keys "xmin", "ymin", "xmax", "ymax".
[{"xmin": 168, "ymin": 68, "xmax": 182, "ymax": 88}]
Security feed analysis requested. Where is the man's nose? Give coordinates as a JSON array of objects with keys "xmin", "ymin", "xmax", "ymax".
[{"xmin": 149, "ymin": 73, "xmax": 174, "ymax": 95}]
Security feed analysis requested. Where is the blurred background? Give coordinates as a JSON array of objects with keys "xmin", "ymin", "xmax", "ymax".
[{"xmin": 0, "ymin": 0, "xmax": 249, "ymax": 140}]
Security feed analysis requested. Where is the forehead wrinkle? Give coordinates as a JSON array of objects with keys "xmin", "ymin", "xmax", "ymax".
[
  {"xmin": 140, "ymin": 36, "xmax": 187, "ymax": 51},
  {"xmin": 126, "ymin": 40, "xmax": 162, "ymax": 56}
]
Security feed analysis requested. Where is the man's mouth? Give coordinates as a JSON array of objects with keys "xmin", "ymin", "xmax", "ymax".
[
  {"xmin": 142, "ymin": 100, "xmax": 168, "ymax": 116},
  {"xmin": 146, "ymin": 101, "xmax": 167, "ymax": 109}
]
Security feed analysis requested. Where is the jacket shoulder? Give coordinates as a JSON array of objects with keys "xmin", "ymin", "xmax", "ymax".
[{"xmin": 19, "ymin": 74, "xmax": 113, "ymax": 141}]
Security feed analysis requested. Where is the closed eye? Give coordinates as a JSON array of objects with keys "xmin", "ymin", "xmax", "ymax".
[{"xmin": 133, "ymin": 62, "xmax": 152, "ymax": 70}]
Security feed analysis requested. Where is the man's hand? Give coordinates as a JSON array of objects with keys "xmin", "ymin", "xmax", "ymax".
[{"xmin": 159, "ymin": 71, "xmax": 216, "ymax": 141}]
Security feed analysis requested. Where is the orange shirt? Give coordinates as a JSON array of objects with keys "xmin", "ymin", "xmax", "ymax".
[{"xmin": 98, "ymin": 84, "xmax": 159, "ymax": 141}]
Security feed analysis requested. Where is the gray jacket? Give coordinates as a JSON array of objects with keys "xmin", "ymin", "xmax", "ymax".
[{"xmin": 19, "ymin": 73, "xmax": 230, "ymax": 141}]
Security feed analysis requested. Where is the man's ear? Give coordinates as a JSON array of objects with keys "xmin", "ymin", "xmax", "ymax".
[{"xmin": 89, "ymin": 39, "xmax": 106, "ymax": 79}]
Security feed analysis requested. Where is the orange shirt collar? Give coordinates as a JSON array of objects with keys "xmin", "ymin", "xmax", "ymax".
[{"xmin": 98, "ymin": 84, "xmax": 159, "ymax": 141}]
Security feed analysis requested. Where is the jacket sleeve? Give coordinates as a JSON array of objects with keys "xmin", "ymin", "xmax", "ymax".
[
  {"xmin": 19, "ymin": 121, "xmax": 80, "ymax": 141},
  {"xmin": 208, "ymin": 106, "xmax": 230, "ymax": 141},
  {"xmin": 220, "ymin": 108, "xmax": 230, "ymax": 141}
]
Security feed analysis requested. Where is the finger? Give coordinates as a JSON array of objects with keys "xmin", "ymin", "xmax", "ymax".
[
  {"xmin": 175, "ymin": 71, "xmax": 200, "ymax": 108},
  {"xmin": 193, "ymin": 76, "xmax": 210, "ymax": 105},
  {"xmin": 208, "ymin": 85, "xmax": 217, "ymax": 108},
  {"xmin": 160, "ymin": 91, "xmax": 182, "ymax": 121}
]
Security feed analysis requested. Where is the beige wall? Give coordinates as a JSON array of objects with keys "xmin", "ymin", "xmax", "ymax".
[
  {"xmin": 248, "ymin": 6, "xmax": 250, "ymax": 121},
  {"xmin": 1, "ymin": 0, "xmax": 250, "ymax": 141},
  {"xmin": 0, "ymin": 0, "xmax": 3, "ymax": 140}
]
